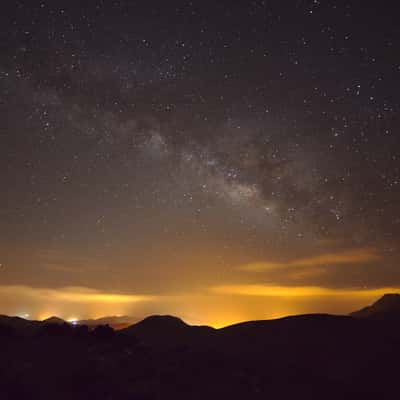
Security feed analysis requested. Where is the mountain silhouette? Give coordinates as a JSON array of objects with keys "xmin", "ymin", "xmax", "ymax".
[
  {"xmin": 1, "ymin": 296, "xmax": 400, "ymax": 399},
  {"xmin": 350, "ymin": 293, "xmax": 400, "ymax": 319},
  {"xmin": 76, "ymin": 315, "xmax": 139, "ymax": 330},
  {"xmin": 43, "ymin": 316, "xmax": 67, "ymax": 325},
  {"xmin": 121, "ymin": 315, "xmax": 215, "ymax": 345},
  {"xmin": 0, "ymin": 315, "xmax": 41, "ymax": 336}
]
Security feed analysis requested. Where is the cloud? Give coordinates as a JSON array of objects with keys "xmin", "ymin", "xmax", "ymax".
[
  {"xmin": 0, "ymin": 285, "xmax": 154, "ymax": 305},
  {"xmin": 238, "ymin": 248, "xmax": 380, "ymax": 272},
  {"xmin": 210, "ymin": 284, "xmax": 400, "ymax": 298},
  {"xmin": 42, "ymin": 264, "xmax": 81, "ymax": 273}
]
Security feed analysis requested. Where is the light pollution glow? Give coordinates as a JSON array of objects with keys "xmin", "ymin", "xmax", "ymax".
[
  {"xmin": 2, "ymin": 0, "xmax": 400, "ymax": 334},
  {"xmin": 1, "ymin": 284, "xmax": 399, "ymax": 328}
]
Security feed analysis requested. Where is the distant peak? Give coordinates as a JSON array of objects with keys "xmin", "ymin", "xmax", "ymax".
[
  {"xmin": 350, "ymin": 293, "xmax": 400, "ymax": 318},
  {"xmin": 374, "ymin": 293, "xmax": 400, "ymax": 307},
  {"xmin": 378, "ymin": 293, "xmax": 400, "ymax": 300},
  {"xmin": 43, "ymin": 316, "xmax": 66, "ymax": 324},
  {"xmin": 140, "ymin": 315, "xmax": 187, "ymax": 326}
]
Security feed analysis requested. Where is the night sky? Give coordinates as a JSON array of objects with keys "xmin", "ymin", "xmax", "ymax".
[{"xmin": 1, "ymin": 1, "xmax": 399, "ymax": 326}]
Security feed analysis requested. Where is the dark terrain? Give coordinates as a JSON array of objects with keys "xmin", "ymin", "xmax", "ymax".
[{"xmin": 1, "ymin": 295, "xmax": 400, "ymax": 399}]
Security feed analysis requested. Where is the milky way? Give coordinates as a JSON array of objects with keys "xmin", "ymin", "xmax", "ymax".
[{"xmin": 1, "ymin": 1, "xmax": 399, "ymax": 325}]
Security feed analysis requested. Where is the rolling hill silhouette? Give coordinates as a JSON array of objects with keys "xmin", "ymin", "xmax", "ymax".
[
  {"xmin": 43, "ymin": 316, "xmax": 67, "ymax": 325},
  {"xmin": 1, "ymin": 294, "xmax": 400, "ymax": 399},
  {"xmin": 76, "ymin": 316, "xmax": 140, "ymax": 330},
  {"xmin": 0, "ymin": 315, "xmax": 41, "ymax": 336},
  {"xmin": 121, "ymin": 315, "xmax": 215, "ymax": 345}
]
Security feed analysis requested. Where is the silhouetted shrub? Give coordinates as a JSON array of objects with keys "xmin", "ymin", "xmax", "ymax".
[
  {"xmin": 39, "ymin": 322, "xmax": 73, "ymax": 337},
  {"xmin": 72, "ymin": 324, "xmax": 90, "ymax": 339},
  {"xmin": 92, "ymin": 324, "xmax": 114, "ymax": 340}
]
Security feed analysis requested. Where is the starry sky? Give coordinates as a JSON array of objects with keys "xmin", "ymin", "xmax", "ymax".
[{"xmin": 1, "ymin": 1, "xmax": 400, "ymax": 326}]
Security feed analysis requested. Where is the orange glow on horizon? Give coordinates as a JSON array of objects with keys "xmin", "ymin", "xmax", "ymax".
[
  {"xmin": 2, "ymin": 284, "xmax": 400, "ymax": 328},
  {"xmin": 210, "ymin": 284, "xmax": 400, "ymax": 298}
]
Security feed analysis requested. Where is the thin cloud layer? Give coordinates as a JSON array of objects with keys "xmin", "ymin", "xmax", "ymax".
[
  {"xmin": 210, "ymin": 284, "xmax": 399, "ymax": 298},
  {"xmin": 238, "ymin": 248, "xmax": 380, "ymax": 272},
  {"xmin": 0, "ymin": 285, "xmax": 154, "ymax": 305}
]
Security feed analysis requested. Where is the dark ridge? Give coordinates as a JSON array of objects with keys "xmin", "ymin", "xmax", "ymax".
[
  {"xmin": 1, "ymin": 299, "xmax": 400, "ymax": 398},
  {"xmin": 0, "ymin": 315, "xmax": 29, "ymax": 329},
  {"xmin": 121, "ymin": 315, "xmax": 215, "ymax": 345},
  {"xmin": 221, "ymin": 313, "xmax": 352, "ymax": 330},
  {"xmin": 43, "ymin": 316, "xmax": 67, "ymax": 325},
  {"xmin": 76, "ymin": 315, "xmax": 139, "ymax": 326},
  {"xmin": 350, "ymin": 293, "xmax": 400, "ymax": 319},
  {"xmin": 130, "ymin": 314, "xmax": 188, "ymax": 327}
]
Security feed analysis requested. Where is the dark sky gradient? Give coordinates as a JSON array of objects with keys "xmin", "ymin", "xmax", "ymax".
[{"xmin": 1, "ymin": 1, "xmax": 399, "ymax": 326}]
